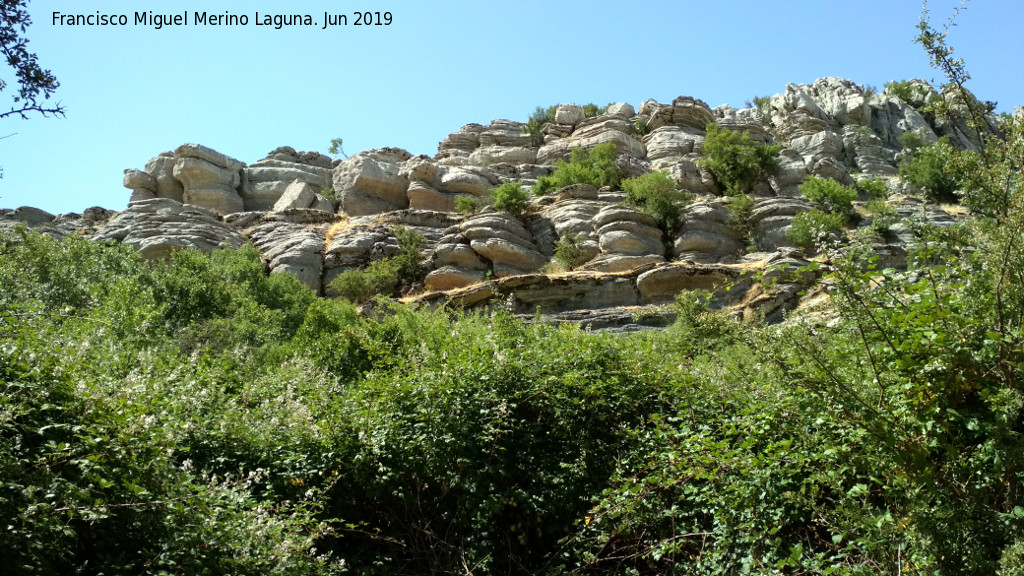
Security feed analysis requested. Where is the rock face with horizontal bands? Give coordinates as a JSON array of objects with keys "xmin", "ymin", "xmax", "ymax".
[
  {"xmin": 93, "ymin": 198, "xmax": 246, "ymax": 259},
  {"xmin": 91, "ymin": 75, "xmax": 1004, "ymax": 325}
]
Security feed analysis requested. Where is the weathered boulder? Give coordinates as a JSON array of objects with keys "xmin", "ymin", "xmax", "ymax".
[
  {"xmin": 636, "ymin": 264, "xmax": 749, "ymax": 303},
  {"xmin": 243, "ymin": 155, "xmax": 332, "ymax": 211},
  {"xmin": 94, "ymin": 198, "xmax": 246, "ymax": 259},
  {"xmin": 842, "ymin": 125, "xmax": 898, "ymax": 175},
  {"xmin": 438, "ymin": 166, "xmax": 498, "ymax": 197},
  {"xmin": 555, "ymin": 104, "xmax": 585, "ymax": 126},
  {"xmin": 172, "ymin": 144, "xmax": 245, "ymax": 215},
  {"xmin": 333, "ymin": 149, "xmax": 411, "ymax": 216},
  {"xmin": 144, "ymin": 153, "xmax": 185, "ymax": 202},
  {"xmin": 407, "ymin": 181, "xmax": 457, "ymax": 212},
  {"xmin": 606, "ymin": 102, "xmax": 635, "ymax": 117},
  {"xmin": 642, "ymin": 96, "xmax": 715, "ymax": 132},
  {"xmin": 462, "ymin": 212, "xmax": 546, "ymax": 276},
  {"xmin": 273, "ymin": 180, "xmax": 317, "ymax": 211},
  {"xmin": 248, "ymin": 220, "xmax": 325, "ymax": 291},
  {"xmin": 674, "ymin": 201, "xmax": 745, "ymax": 261}
]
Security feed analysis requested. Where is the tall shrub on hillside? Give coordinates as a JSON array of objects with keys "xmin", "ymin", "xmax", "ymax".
[{"xmin": 700, "ymin": 124, "xmax": 779, "ymax": 194}]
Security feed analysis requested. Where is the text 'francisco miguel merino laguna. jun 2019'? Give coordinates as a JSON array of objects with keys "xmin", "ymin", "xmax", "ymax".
[{"xmin": 52, "ymin": 10, "xmax": 393, "ymax": 30}]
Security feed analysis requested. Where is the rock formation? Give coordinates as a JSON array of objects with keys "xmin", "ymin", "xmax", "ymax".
[{"xmin": 3, "ymin": 76, "xmax": 998, "ymax": 329}]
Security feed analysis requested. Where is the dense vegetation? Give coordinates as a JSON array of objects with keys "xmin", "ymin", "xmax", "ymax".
[{"xmin": 4, "ymin": 10, "xmax": 1024, "ymax": 576}]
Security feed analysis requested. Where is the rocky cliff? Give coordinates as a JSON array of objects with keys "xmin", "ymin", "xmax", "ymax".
[{"xmin": 2, "ymin": 77, "xmax": 1000, "ymax": 328}]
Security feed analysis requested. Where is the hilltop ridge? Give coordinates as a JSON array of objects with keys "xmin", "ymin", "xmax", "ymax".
[{"xmin": 1, "ymin": 76, "xmax": 1011, "ymax": 327}]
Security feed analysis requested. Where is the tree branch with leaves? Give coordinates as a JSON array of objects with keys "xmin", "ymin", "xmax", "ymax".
[{"xmin": 0, "ymin": 0, "xmax": 64, "ymax": 120}]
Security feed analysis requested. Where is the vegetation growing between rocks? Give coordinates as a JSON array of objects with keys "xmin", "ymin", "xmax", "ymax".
[
  {"xmin": 532, "ymin": 142, "xmax": 621, "ymax": 195},
  {"xmin": 523, "ymin": 105, "xmax": 557, "ymax": 147},
  {"xmin": 622, "ymin": 170, "xmax": 691, "ymax": 232},
  {"xmin": 700, "ymin": 123, "xmax": 780, "ymax": 193},
  {"xmin": 899, "ymin": 136, "xmax": 967, "ymax": 203},
  {"xmin": 328, "ymin": 225, "xmax": 425, "ymax": 302},
  {"xmin": 552, "ymin": 232, "xmax": 589, "ymax": 271},
  {"xmin": 491, "ymin": 182, "xmax": 530, "ymax": 217}
]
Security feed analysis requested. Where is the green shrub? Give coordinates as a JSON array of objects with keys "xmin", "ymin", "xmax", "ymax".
[
  {"xmin": 863, "ymin": 198, "xmax": 899, "ymax": 238},
  {"xmin": 455, "ymin": 195, "xmax": 485, "ymax": 215},
  {"xmin": 899, "ymin": 136, "xmax": 962, "ymax": 202},
  {"xmin": 700, "ymin": 123, "xmax": 780, "ymax": 193},
  {"xmin": 622, "ymin": 170, "xmax": 690, "ymax": 231},
  {"xmin": 669, "ymin": 289, "xmax": 740, "ymax": 349},
  {"xmin": 320, "ymin": 186, "xmax": 339, "ymax": 210},
  {"xmin": 634, "ymin": 116, "xmax": 649, "ymax": 137},
  {"xmin": 726, "ymin": 192, "xmax": 755, "ymax": 246},
  {"xmin": 750, "ymin": 95, "xmax": 773, "ymax": 122},
  {"xmin": 552, "ymin": 232, "xmax": 590, "ymax": 270},
  {"xmin": 856, "ymin": 177, "xmax": 889, "ymax": 199},
  {"xmin": 533, "ymin": 141, "xmax": 620, "ymax": 195},
  {"xmin": 786, "ymin": 209, "xmax": 845, "ymax": 250},
  {"xmin": 391, "ymin": 225, "xmax": 427, "ymax": 286},
  {"xmin": 522, "ymin": 105, "xmax": 557, "ymax": 147},
  {"xmin": 582, "ymin": 103, "xmax": 599, "ymax": 118},
  {"xmin": 899, "ymin": 129, "xmax": 927, "ymax": 151},
  {"xmin": 491, "ymin": 182, "xmax": 530, "ymax": 217},
  {"xmin": 799, "ymin": 175, "xmax": 858, "ymax": 216},
  {"xmin": 329, "ymin": 259, "xmax": 398, "ymax": 303}
]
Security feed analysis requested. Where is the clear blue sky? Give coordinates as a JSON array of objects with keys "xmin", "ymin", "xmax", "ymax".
[{"xmin": 1, "ymin": 0, "xmax": 1021, "ymax": 214}]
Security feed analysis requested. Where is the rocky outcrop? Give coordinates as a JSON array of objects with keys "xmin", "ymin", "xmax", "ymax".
[
  {"xmin": 463, "ymin": 211, "xmax": 547, "ymax": 277},
  {"xmin": 8, "ymin": 74, "xmax": 1000, "ymax": 327},
  {"xmin": 673, "ymin": 200, "xmax": 746, "ymax": 262},
  {"xmin": 243, "ymin": 147, "xmax": 333, "ymax": 211},
  {"xmin": 93, "ymin": 198, "xmax": 246, "ymax": 259}
]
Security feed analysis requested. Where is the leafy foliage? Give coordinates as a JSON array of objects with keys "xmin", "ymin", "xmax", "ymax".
[
  {"xmin": 700, "ymin": 123, "xmax": 779, "ymax": 193},
  {"xmin": 786, "ymin": 209, "xmax": 844, "ymax": 251},
  {"xmin": 621, "ymin": 170, "xmax": 690, "ymax": 232},
  {"xmin": 899, "ymin": 136, "xmax": 966, "ymax": 203},
  {"xmin": 522, "ymin": 105, "xmax": 557, "ymax": 147},
  {"xmin": 1, "ymin": 1, "xmax": 64, "ymax": 119},
  {"xmin": 328, "ymin": 226, "xmax": 425, "ymax": 302},
  {"xmin": 455, "ymin": 194, "xmax": 485, "ymax": 215},
  {"xmin": 491, "ymin": 182, "xmax": 530, "ymax": 217},
  {"xmin": 552, "ymin": 232, "xmax": 590, "ymax": 271},
  {"xmin": 533, "ymin": 141, "xmax": 620, "ymax": 195},
  {"xmin": 799, "ymin": 175, "xmax": 858, "ymax": 218},
  {"xmin": 856, "ymin": 177, "xmax": 890, "ymax": 200}
]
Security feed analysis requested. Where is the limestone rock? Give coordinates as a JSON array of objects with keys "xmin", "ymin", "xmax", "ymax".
[
  {"xmin": 93, "ymin": 198, "xmax": 246, "ymax": 259},
  {"xmin": 461, "ymin": 212, "xmax": 545, "ymax": 275},
  {"xmin": 673, "ymin": 201, "xmax": 745, "ymax": 261},
  {"xmin": 636, "ymin": 264, "xmax": 748, "ymax": 303},
  {"xmin": 425, "ymin": 266, "xmax": 486, "ymax": 290},
  {"xmin": 144, "ymin": 153, "xmax": 185, "ymax": 202},
  {"xmin": 606, "ymin": 102, "xmax": 635, "ymax": 117},
  {"xmin": 842, "ymin": 125, "xmax": 898, "ymax": 176},
  {"xmin": 175, "ymin": 143, "xmax": 245, "ymax": 173},
  {"xmin": 438, "ymin": 166, "xmax": 497, "ymax": 197},
  {"xmin": 470, "ymin": 238, "xmax": 547, "ymax": 275},
  {"xmin": 273, "ymin": 180, "xmax": 317, "ymax": 211},
  {"xmin": 172, "ymin": 147, "xmax": 245, "ymax": 215},
  {"xmin": 333, "ymin": 149, "xmax": 412, "ymax": 216},
  {"xmin": 555, "ymin": 104, "xmax": 585, "ymax": 126},
  {"xmin": 537, "ymin": 116, "xmax": 645, "ymax": 164},
  {"xmin": 123, "ymin": 169, "xmax": 156, "ymax": 192},
  {"xmin": 243, "ymin": 156, "xmax": 332, "ymax": 211},
  {"xmin": 644, "ymin": 125, "xmax": 706, "ymax": 163},
  {"xmin": 644, "ymin": 96, "xmax": 715, "ymax": 131},
  {"xmin": 2, "ymin": 206, "xmax": 55, "ymax": 225},
  {"xmin": 407, "ymin": 181, "xmax": 456, "ymax": 212},
  {"xmin": 248, "ymin": 220, "xmax": 325, "ymax": 291}
]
